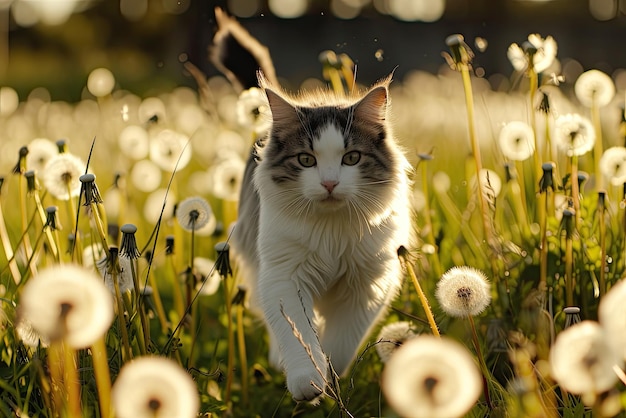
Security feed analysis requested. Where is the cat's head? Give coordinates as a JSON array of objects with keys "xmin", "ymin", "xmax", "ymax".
[{"xmin": 255, "ymin": 77, "xmax": 407, "ymax": 220}]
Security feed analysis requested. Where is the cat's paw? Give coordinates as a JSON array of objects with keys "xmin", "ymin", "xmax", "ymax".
[{"xmin": 287, "ymin": 370, "xmax": 325, "ymax": 402}]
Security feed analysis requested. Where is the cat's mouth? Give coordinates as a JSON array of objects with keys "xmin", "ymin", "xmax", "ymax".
[{"xmin": 318, "ymin": 195, "xmax": 345, "ymax": 207}]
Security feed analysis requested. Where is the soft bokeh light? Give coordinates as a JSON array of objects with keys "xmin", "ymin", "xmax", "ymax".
[{"xmin": 268, "ymin": 0, "xmax": 308, "ymax": 18}]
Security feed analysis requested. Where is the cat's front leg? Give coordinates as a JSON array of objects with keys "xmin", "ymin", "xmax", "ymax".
[{"xmin": 258, "ymin": 270, "xmax": 328, "ymax": 401}]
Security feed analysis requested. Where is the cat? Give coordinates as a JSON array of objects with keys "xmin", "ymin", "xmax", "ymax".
[{"xmin": 231, "ymin": 74, "xmax": 413, "ymax": 402}]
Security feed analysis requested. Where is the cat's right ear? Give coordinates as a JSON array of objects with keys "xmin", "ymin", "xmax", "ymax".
[{"xmin": 264, "ymin": 89, "xmax": 299, "ymax": 131}]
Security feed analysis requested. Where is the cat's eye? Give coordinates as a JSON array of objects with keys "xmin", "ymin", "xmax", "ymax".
[
  {"xmin": 342, "ymin": 151, "xmax": 361, "ymax": 166},
  {"xmin": 298, "ymin": 153, "xmax": 317, "ymax": 167}
]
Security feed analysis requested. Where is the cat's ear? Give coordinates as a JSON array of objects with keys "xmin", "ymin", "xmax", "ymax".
[
  {"xmin": 353, "ymin": 85, "xmax": 388, "ymax": 124},
  {"xmin": 265, "ymin": 88, "xmax": 299, "ymax": 130}
]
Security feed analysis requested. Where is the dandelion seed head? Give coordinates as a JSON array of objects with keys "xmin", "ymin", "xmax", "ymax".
[
  {"xmin": 508, "ymin": 34, "xmax": 557, "ymax": 73},
  {"xmin": 19, "ymin": 264, "xmax": 114, "ymax": 348},
  {"xmin": 149, "ymin": 129, "xmax": 191, "ymax": 172},
  {"xmin": 574, "ymin": 69, "xmax": 615, "ymax": 108},
  {"xmin": 550, "ymin": 320, "xmax": 622, "ymax": 395},
  {"xmin": 96, "ymin": 252, "xmax": 135, "ymax": 295},
  {"xmin": 435, "ymin": 266, "xmax": 491, "ymax": 317},
  {"xmin": 130, "ymin": 159, "xmax": 162, "ymax": 193},
  {"xmin": 599, "ymin": 146, "xmax": 626, "ymax": 186},
  {"xmin": 193, "ymin": 257, "xmax": 221, "ymax": 296},
  {"xmin": 498, "ymin": 121, "xmax": 535, "ymax": 161},
  {"xmin": 42, "ymin": 153, "xmax": 85, "ymax": 200},
  {"xmin": 382, "ymin": 335, "xmax": 482, "ymax": 418},
  {"xmin": 119, "ymin": 125, "xmax": 150, "ymax": 160},
  {"xmin": 26, "ymin": 138, "xmax": 58, "ymax": 174},
  {"xmin": 176, "ymin": 196, "xmax": 214, "ymax": 232},
  {"xmin": 470, "ymin": 168, "xmax": 502, "ymax": 198},
  {"xmin": 598, "ymin": 278, "xmax": 626, "ymax": 361},
  {"xmin": 236, "ymin": 87, "xmax": 272, "ymax": 136},
  {"xmin": 112, "ymin": 356, "xmax": 199, "ymax": 418},
  {"xmin": 375, "ymin": 321, "xmax": 417, "ymax": 363},
  {"xmin": 208, "ymin": 156, "xmax": 246, "ymax": 201},
  {"xmin": 553, "ymin": 113, "xmax": 596, "ymax": 157}
]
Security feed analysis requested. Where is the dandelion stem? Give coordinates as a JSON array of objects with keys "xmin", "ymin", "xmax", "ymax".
[
  {"xmin": 591, "ymin": 96, "xmax": 604, "ymax": 190},
  {"xmin": 112, "ymin": 264, "xmax": 132, "ymax": 361},
  {"xmin": 421, "ymin": 160, "xmax": 443, "ymax": 278},
  {"xmin": 598, "ymin": 191, "xmax": 607, "ymax": 297},
  {"xmin": 18, "ymin": 172, "xmax": 37, "ymax": 277},
  {"xmin": 91, "ymin": 336, "xmax": 112, "ymax": 418},
  {"xmin": 467, "ymin": 314, "xmax": 494, "ymax": 410},
  {"xmin": 459, "ymin": 61, "xmax": 492, "ymax": 246},
  {"xmin": 129, "ymin": 257, "xmax": 150, "ymax": 354},
  {"xmin": 223, "ymin": 274, "xmax": 235, "ymax": 407},
  {"xmin": 398, "ymin": 247, "xmax": 440, "ymax": 337},
  {"xmin": 63, "ymin": 343, "xmax": 81, "ymax": 418},
  {"xmin": 0, "ymin": 194, "xmax": 23, "ymax": 283},
  {"xmin": 236, "ymin": 301, "xmax": 249, "ymax": 406}
]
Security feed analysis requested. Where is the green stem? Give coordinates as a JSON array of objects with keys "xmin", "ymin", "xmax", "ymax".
[
  {"xmin": 91, "ymin": 336, "xmax": 112, "ymax": 418},
  {"xmin": 467, "ymin": 314, "xmax": 494, "ymax": 410}
]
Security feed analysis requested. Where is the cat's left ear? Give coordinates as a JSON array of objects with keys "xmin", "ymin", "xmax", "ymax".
[{"xmin": 353, "ymin": 85, "xmax": 388, "ymax": 124}]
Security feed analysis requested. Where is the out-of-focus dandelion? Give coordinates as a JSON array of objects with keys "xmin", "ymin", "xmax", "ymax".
[
  {"xmin": 97, "ymin": 251, "xmax": 134, "ymax": 294},
  {"xmin": 382, "ymin": 335, "xmax": 482, "ymax": 418},
  {"xmin": 87, "ymin": 67, "xmax": 116, "ymax": 98},
  {"xmin": 598, "ymin": 279, "xmax": 626, "ymax": 361},
  {"xmin": 15, "ymin": 318, "xmax": 49, "ymax": 347},
  {"xmin": 149, "ymin": 129, "xmax": 191, "ymax": 172},
  {"xmin": 436, "ymin": 266, "xmax": 491, "ymax": 318},
  {"xmin": 176, "ymin": 196, "xmax": 214, "ymax": 232},
  {"xmin": 208, "ymin": 156, "xmax": 246, "ymax": 201},
  {"xmin": 119, "ymin": 125, "xmax": 150, "ymax": 160},
  {"xmin": 112, "ymin": 356, "xmax": 199, "ymax": 418},
  {"xmin": 599, "ymin": 146, "xmax": 626, "ymax": 186},
  {"xmin": 236, "ymin": 87, "xmax": 272, "ymax": 136},
  {"xmin": 193, "ymin": 257, "xmax": 221, "ymax": 295},
  {"xmin": 26, "ymin": 138, "xmax": 58, "ymax": 174},
  {"xmin": 553, "ymin": 113, "xmax": 596, "ymax": 157},
  {"xmin": 18, "ymin": 264, "xmax": 114, "ymax": 348},
  {"xmin": 550, "ymin": 321, "xmax": 622, "ymax": 400},
  {"xmin": 498, "ymin": 121, "xmax": 535, "ymax": 161},
  {"xmin": 470, "ymin": 168, "xmax": 502, "ymax": 200},
  {"xmin": 130, "ymin": 159, "xmax": 162, "ymax": 193},
  {"xmin": 574, "ymin": 69, "xmax": 615, "ymax": 108},
  {"xmin": 0, "ymin": 86, "xmax": 19, "ymax": 116},
  {"xmin": 375, "ymin": 321, "xmax": 417, "ymax": 363},
  {"xmin": 42, "ymin": 153, "xmax": 85, "ymax": 200},
  {"xmin": 507, "ymin": 34, "xmax": 557, "ymax": 73},
  {"xmin": 143, "ymin": 188, "xmax": 176, "ymax": 225}
]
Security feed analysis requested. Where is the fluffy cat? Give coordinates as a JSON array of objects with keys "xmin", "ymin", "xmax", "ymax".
[{"xmin": 232, "ymin": 75, "xmax": 413, "ymax": 402}]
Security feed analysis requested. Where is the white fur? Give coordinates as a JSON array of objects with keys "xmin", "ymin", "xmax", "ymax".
[{"xmin": 252, "ymin": 123, "xmax": 412, "ymax": 401}]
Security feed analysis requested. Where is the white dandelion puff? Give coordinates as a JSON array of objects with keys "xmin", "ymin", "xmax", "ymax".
[
  {"xmin": 435, "ymin": 266, "xmax": 491, "ymax": 317},
  {"xmin": 599, "ymin": 147, "xmax": 626, "ymax": 186},
  {"xmin": 553, "ymin": 113, "xmax": 596, "ymax": 157},
  {"xmin": 498, "ymin": 121, "xmax": 535, "ymax": 161},
  {"xmin": 18, "ymin": 264, "xmax": 114, "ymax": 348},
  {"xmin": 193, "ymin": 257, "xmax": 222, "ymax": 296},
  {"xmin": 42, "ymin": 153, "xmax": 86, "ymax": 200},
  {"xmin": 118, "ymin": 125, "xmax": 150, "ymax": 160},
  {"xmin": 375, "ymin": 321, "xmax": 417, "ymax": 363},
  {"xmin": 550, "ymin": 320, "xmax": 622, "ymax": 396},
  {"xmin": 507, "ymin": 34, "xmax": 557, "ymax": 73},
  {"xmin": 176, "ymin": 197, "xmax": 214, "ymax": 232},
  {"xmin": 382, "ymin": 335, "xmax": 482, "ymax": 418},
  {"xmin": 598, "ymin": 279, "xmax": 626, "ymax": 361},
  {"xmin": 208, "ymin": 156, "xmax": 246, "ymax": 201},
  {"xmin": 130, "ymin": 159, "xmax": 162, "ymax": 193},
  {"xmin": 96, "ymin": 253, "xmax": 135, "ymax": 295},
  {"xmin": 470, "ymin": 168, "xmax": 502, "ymax": 199},
  {"xmin": 574, "ymin": 69, "xmax": 615, "ymax": 108},
  {"xmin": 112, "ymin": 356, "xmax": 199, "ymax": 418},
  {"xmin": 26, "ymin": 138, "xmax": 58, "ymax": 174},
  {"xmin": 149, "ymin": 129, "xmax": 192, "ymax": 172},
  {"xmin": 236, "ymin": 87, "xmax": 272, "ymax": 136}
]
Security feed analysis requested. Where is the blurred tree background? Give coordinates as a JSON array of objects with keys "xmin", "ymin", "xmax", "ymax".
[{"xmin": 2, "ymin": 0, "xmax": 626, "ymax": 101}]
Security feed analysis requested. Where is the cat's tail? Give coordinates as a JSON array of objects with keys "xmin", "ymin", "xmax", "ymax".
[{"xmin": 209, "ymin": 7, "xmax": 278, "ymax": 92}]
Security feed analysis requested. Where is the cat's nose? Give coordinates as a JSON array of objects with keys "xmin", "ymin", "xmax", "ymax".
[{"xmin": 321, "ymin": 180, "xmax": 338, "ymax": 193}]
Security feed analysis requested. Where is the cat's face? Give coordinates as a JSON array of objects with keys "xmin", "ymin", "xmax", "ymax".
[{"xmin": 256, "ymin": 84, "xmax": 400, "ymax": 219}]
